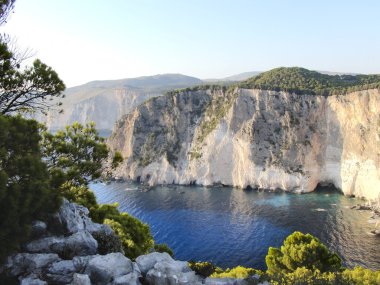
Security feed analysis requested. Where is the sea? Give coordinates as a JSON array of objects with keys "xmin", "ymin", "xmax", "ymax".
[{"xmin": 90, "ymin": 181, "xmax": 380, "ymax": 270}]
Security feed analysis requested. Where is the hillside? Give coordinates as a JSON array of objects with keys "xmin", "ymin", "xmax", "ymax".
[
  {"xmin": 239, "ymin": 67, "xmax": 380, "ymax": 95},
  {"xmin": 44, "ymin": 74, "xmax": 202, "ymax": 130}
]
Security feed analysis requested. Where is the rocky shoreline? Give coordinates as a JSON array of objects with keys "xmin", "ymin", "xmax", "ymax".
[
  {"xmin": 1, "ymin": 200, "xmax": 267, "ymax": 285},
  {"xmin": 351, "ymin": 201, "xmax": 380, "ymax": 236}
]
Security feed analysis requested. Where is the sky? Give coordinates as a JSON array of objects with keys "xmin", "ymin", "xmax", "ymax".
[{"xmin": 2, "ymin": 0, "xmax": 380, "ymax": 87}]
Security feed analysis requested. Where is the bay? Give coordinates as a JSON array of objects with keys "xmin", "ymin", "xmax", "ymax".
[{"xmin": 90, "ymin": 182, "xmax": 380, "ymax": 270}]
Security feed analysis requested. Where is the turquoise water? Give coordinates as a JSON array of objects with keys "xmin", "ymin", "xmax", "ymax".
[{"xmin": 90, "ymin": 182, "xmax": 380, "ymax": 270}]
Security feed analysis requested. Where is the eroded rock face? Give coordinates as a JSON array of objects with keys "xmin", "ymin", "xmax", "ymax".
[{"xmin": 109, "ymin": 88, "xmax": 380, "ymax": 203}]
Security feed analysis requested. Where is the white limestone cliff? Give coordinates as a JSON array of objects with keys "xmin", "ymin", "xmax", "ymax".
[{"xmin": 108, "ymin": 88, "xmax": 380, "ymax": 203}]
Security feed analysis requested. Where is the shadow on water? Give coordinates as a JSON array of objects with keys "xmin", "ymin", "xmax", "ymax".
[{"xmin": 91, "ymin": 182, "xmax": 380, "ymax": 270}]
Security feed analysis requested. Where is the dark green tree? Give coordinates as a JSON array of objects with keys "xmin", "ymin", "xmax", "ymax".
[
  {"xmin": 266, "ymin": 231, "xmax": 342, "ymax": 276},
  {"xmin": 40, "ymin": 122, "xmax": 123, "ymax": 214},
  {"xmin": 41, "ymin": 122, "xmax": 110, "ymax": 187},
  {"xmin": 0, "ymin": 115, "xmax": 61, "ymax": 263}
]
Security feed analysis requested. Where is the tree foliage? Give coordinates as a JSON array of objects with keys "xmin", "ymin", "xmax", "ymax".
[
  {"xmin": 239, "ymin": 67, "xmax": 380, "ymax": 96},
  {"xmin": 0, "ymin": 115, "xmax": 61, "ymax": 263},
  {"xmin": 41, "ymin": 122, "xmax": 110, "ymax": 187},
  {"xmin": 266, "ymin": 231, "xmax": 342, "ymax": 276},
  {"xmin": 0, "ymin": 0, "xmax": 15, "ymax": 25},
  {"xmin": 0, "ymin": 0, "xmax": 65, "ymax": 115}
]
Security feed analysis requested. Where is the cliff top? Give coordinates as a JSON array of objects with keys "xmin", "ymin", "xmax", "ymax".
[{"xmin": 238, "ymin": 67, "xmax": 380, "ymax": 95}]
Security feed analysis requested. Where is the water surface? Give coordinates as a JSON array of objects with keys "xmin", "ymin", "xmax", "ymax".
[{"xmin": 91, "ymin": 182, "xmax": 380, "ymax": 270}]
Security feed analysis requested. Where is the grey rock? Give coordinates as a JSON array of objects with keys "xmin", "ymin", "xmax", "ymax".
[
  {"xmin": 71, "ymin": 273, "xmax": 92, "ymax": 285},
  {"xmin": 72, "ymin": 255, "xmax": 96, "ymax": 272},
  {"xmin": 20, "ymin": 276, "xmax": 48, "ymax": 285},
  {"xmin": 5, "ymin": 253, "xmax": 60, "ymax": 276},
  {"xmin": 45, "ymin": 260, "xmax": 76, "ymax": 284},
  {"xmin": 51, "ymin": 199, "xmax": 105, "ymax": 235},
  {"xmin": 25, "ymin": 236, "xmax": 65, "ymax": 254},
  {"xmin": 25, "ymin": 231, "xmax": 97, "ymax": 259},
  {"xmin": 135, "ymin": 252, "xmax": 173, "ymax": 275},
  {"xmin": 85, "ymin": 253, "xmax": 133, "ymax": 285},
  {"xmin": 113, "ymin": 272, "xmax": 142, "ymax": 285},
  {"xmin": 30, "ymin": 220, "xmax": 48, "ymax": 239},
  {"xmin": 146, "ymin": 260, "xmax": 200, "ymax": 285},
  {"xmin": 63, "ymin": 231, "xmax": 98, "ymax": 258},
  {"xmin": 61, "ymin": 199, "xmax": 89, "ymax": 234},
  {"xmin": 132, "ymin": 262, "xmax": 142, "ymax": 275}
]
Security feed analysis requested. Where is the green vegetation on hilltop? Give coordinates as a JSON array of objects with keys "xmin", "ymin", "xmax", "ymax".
[{"xmin": 239, "ymin": 67, "xmax": 380, "ymax": 95}]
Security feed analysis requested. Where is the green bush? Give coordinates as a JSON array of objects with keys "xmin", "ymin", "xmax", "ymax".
[
  {"xmin": 266, "ymin": 231, "xmax": 342, "ymax": 276},
  {"xmin": 0, "ymin": 116, "xmax": 61, "ymax": 263},
  {"xmin": 92, "ymin": 230, "xmax": 123, "ymax": 255},
  {"xmin": 59, "ymin": 182, "xmax": 98, "ymax": 211},
  {"xmin": 154, "ymin": 243, "xmax": 174, "ymax": 257},
  {"xmin": 270, "ymin": 267, "xmax": 348, "ymax": 285},
  {"xmin": 91, "ymin": 203, "xmax": 154, "ymax": 259},
  {"xmin": 342, "ymin": 266, "xmax": 380, "ymax": 285},
  {"xmin": 211, "ymin": 265, "xmax": 263, "ymax": 279},
  {"xmin": 188, "ymin": 261, "xmax": 222, "ymax": 277}
]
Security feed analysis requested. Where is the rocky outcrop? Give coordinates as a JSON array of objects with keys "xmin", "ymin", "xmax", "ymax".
[
  {"xmin": 109, "ymin": 87, "xmax": 380, "ymax": 203},
  {"xmin": 0, "ymin": 200, "xmax": 134, "ymax": 285},
  {"xmin": 2, "ymin": 200, "xmax": 261, "ymax": 284}
]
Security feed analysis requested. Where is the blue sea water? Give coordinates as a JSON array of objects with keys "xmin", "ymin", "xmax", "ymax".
[{"xmin": 90, "ymin": 182, "xmax": 380, "ymax": 270}]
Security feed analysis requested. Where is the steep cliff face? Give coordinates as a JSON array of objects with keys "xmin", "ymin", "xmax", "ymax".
[{"xmin": 108, "ymin": 87, "xmax": 380, "ymax": 202}]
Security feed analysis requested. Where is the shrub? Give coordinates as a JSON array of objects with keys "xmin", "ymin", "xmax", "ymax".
[
  {"xmin": 342, "ymin": 266, "xmax": 380, "ymax": 285},
  {"xmin": 211, "ymin": 265, "xmax": 263, "ymax": 279},
  {"xmin": 92, "ymin": 230, "xmax": 123, "ymax": 255},
  {"xmin": 154, "ymin": 243, "xmax": 174, "ymax": 257},
  {"xmin": 91, "ymin": 203, "xmax": 154, "ymax": 259},
  {"xmin": 270, "ymin": 267, "xmax": 349, "ymax": 285},
  {"xmin": 188, "ymin": 261, "xmax": 222, "ymax": 277},
  {"xmin": 59, "ymin": 182, "xmax": 98, "ymax": 211},
  {"xmin": 266, "ymin": 231, "xmax": 342, "ymax": 276}
]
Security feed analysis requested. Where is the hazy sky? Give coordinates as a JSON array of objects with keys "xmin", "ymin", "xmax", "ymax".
[{"xmin": 2, "ymin": 0, "xmax": 380, "ymax": 87}]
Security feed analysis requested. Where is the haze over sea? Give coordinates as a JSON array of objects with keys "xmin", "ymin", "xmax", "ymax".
[{"xmin": 91, "ymin": 182, "xmax": 380, "ymax": 270}]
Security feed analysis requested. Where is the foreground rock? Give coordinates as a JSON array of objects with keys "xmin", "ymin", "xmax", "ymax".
[
  {"xmin": 137, "ymin": 252, "xmax": 202, "ymax": 285},
  {"xmin": 0, "ymin": 200, "xmax": 131, "ymax": 284},
  {"xmin": 1, "ymin": 200, "xmax": 266, "ymax": 285}
]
